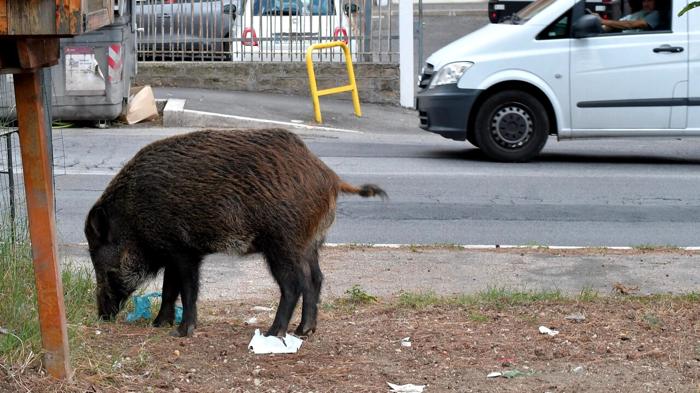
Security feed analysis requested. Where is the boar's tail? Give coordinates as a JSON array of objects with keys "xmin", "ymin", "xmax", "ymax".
[{"xmin": 339, "ymin": 182, "xmax": 388, "ymax": 200}]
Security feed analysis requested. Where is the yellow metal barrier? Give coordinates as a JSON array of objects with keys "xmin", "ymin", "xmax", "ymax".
[{"xmin": 306, "ymin": 41, "xmax": 361, "ymax": 123}]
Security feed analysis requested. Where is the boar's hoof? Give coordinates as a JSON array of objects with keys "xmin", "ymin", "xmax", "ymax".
[
  {"xmin": 170, "ymin": 324, "xmax": 194, "ymax": 338},
  {"xmin": 264, "ymin": 327, "xmax": 287, "ymax": 338},
  {"xmin": 99, "ymin": 313, "xmax": 116, "ymax": 322},
  {"xmin": 152, "ymin": 317, "xmax": 173, "ymax": 328},
  {"xmin": 294, "ymin": 325, "xmax": 316, "ymax": 338}
]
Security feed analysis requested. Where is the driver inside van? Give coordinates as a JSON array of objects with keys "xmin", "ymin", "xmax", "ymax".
[{"xmin": 597, "ymin": 0, "xmax": 660, "ymax": 32}]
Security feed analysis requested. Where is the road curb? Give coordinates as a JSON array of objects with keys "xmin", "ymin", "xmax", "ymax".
[{"xmin": 324, "ymin": 243, "xmax": 700, "ymax": 251}]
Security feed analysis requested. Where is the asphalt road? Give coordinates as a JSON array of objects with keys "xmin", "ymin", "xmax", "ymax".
[{"xmin": 53, "ymin": 126, "xmax": 700, "ymax": 248}]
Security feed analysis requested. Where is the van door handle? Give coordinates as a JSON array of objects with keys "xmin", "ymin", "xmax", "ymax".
[{"xmin": 653, "ymin": 45, "xmax": 684, "ymax": 53}]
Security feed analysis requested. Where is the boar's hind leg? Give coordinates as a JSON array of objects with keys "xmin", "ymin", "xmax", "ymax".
[
  {"xmin": 295, "ymin": 239, "xmax": 324, "ymax": 337},
  {"xmin": 264, "ymin": 248, "xmax": 304, "ymax": 337},
  {"xmin": 153, "ymin": 265, "xmax": 180, "ymax": 327},
  {"xmin": 169, "ymin": 254, "xmax": 203, "ymax": 338}
]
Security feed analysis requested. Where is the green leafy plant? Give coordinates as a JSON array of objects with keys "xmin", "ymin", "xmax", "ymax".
[
  {"xmin": 343, "ymin": 285, "xmax": 377, "ymax": 305},
  {"xmin": 679, "ymin": 1, "xmax": 699, "ymax": 16}
]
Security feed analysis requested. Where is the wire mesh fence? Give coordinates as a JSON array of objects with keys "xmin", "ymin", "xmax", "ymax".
[
  {"xmin": 0, "ymin": 76, "xmax": 26, "ymax": 245},
  {"xmin": 0, "ymin": 75, "xmax": 67, "ymax": 246}
]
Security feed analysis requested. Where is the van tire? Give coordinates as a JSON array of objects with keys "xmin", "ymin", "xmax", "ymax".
[{"xmin": 474, "ymin": 90, "xmax": 549, "ymax": 162}]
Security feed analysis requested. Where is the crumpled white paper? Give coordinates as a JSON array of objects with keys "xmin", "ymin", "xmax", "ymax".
[
  {"xmin": 539, "ymin": 326, "xmax": 559, "ymax": 336},
  {"xmin": 387, "ymin": 382, "xmax": 425, "ymax": 392},
  {"xmin": 248, "ymin": 329, "xmax": 303, "ymax": 354}
]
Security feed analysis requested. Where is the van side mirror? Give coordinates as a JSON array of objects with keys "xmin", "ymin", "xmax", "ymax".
[{"xmin": 573, "ymin": 14, "xmax": 603, "ymax": 38}]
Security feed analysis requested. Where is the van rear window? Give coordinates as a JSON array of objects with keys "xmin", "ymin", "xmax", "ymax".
[{"xmin": 253, "ymin": 0, "xmax": 336, "ymax": 15}]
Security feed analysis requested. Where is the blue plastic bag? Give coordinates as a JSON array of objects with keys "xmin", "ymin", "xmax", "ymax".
[{"xmin": 125, "ymin": 292, "xmax": 183, "ymax": 324}]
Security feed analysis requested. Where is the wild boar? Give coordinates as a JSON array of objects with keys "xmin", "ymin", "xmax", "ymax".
[{"xmin": 85, "ymin": 128, "xmax": 386, "ymax": 337}]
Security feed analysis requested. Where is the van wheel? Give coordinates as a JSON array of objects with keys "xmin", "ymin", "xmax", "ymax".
[{"xmin": 474, "ymin": 90, "xmax": 549, "ymax": 162}]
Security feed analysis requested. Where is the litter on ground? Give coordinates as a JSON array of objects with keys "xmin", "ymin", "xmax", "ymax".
[
  {"xmin": 248, "ymin": 329, "xmax": 303, "ymax": 354},
  {"xmin": 125, "ymin": 292, "xmax": 183, "ymax": 324},
  {"xmin": 387, "ymin": 382, "xmax": 425, "ymax": 392},
  {"xmin": 538, "ymin": 326, "xmax": 559, "ymax": 336}
]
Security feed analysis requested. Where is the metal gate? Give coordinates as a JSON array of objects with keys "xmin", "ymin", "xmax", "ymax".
[{"xmin": 135, "ymin": 0, "xmax": 401, "ymax": 63}]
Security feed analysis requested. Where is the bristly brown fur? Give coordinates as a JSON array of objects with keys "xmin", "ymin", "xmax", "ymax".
[{"xmin": 85, "ymin": 128, "xmax": 387, "ymax": 338}]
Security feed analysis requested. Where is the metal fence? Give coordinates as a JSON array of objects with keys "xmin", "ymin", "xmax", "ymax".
[
  {"xmin": 0, "ymin": 76, "xmax": 26, "ymax": 244},
  {"xmin": 135, "ymin": 0, "xmax": 399, "ymax": 63}
]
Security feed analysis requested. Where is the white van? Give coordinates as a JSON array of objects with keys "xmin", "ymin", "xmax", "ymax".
[
  {"xmin": 415, "ymin": 0, "xmax": 699, "ymax": 162},
  {"xmin": 233, "ymin": 0, "xmax": 356, "ymax": 61}
]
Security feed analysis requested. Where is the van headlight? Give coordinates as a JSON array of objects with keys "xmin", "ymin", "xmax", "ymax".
[{"xmin": 429, "ymin": 62, "xmax": 474, "ymax": 88}]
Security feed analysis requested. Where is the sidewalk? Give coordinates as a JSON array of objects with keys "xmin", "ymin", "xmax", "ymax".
[
  {"xmin": 153, "ymin": 86, "xmax": 422, "ymax": 136},
  {"xmin": 62, "ymin": 244, "xmax": 700, "ymax": 300},
  {"xmin": 198, "ymin": 246, "xmax": 700, "ymax": 300}
]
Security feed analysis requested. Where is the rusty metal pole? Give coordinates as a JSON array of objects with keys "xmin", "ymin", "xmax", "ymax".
[{"xmin": 13, "ymin": 69, "xmax": 71, "ymax": 380}]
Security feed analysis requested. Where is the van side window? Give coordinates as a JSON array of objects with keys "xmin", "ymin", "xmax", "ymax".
[
  {"xmin": 537, "ymin": 11, "xmax": 571, "ymax": 39},
  {"xmin": 598, "ymin": 0, "xmax": 671, "ymax": 34}
]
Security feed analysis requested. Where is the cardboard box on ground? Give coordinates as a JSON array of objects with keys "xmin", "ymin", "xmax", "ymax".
[{"xmin": 125, "ymin": 85, "xmax": 158, "ymax": 125}]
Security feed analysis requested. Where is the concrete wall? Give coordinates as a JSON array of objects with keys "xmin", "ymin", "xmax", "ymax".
[{"xmin": 136, "ymin": 62, "xmax": 400, "ymax": 105}]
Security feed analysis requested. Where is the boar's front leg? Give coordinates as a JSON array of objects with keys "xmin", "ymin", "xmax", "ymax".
[
  {"xmin": 169, "ymin": 254, "xmax": 203, "ymax": 337},
  {"xmin": 153, "ymin": 265, "xmax": 180, "ymax": 327}
]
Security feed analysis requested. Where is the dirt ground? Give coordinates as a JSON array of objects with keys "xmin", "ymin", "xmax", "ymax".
[{"xmin": 3, "ymin": 294, "xmax": 700, "ymax": 393}]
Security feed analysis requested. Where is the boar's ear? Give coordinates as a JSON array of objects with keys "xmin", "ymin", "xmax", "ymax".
[{"xmin": 87, "ymin": 206, "xmax": 110, "ymax": 242}]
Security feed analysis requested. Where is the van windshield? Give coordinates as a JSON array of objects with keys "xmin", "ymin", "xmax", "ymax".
[
  {"xmin": 253, "ymin": 0, "xmax": 336, "ymax": 15},
  {"xmin": 512, "ymin": 0, "xmax": 558, "ymax": 23}
]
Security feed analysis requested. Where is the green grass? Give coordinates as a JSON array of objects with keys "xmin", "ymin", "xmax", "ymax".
[
  {"xmin": 468, "ymin": 312, "xmax": 490, "ymax": 323},
  {"xmin": 523, "ymin": 242, "xmax": 548, "ymax": 248},
  {"xmin": 577, "ymin": 287, "xmax": 600, "ymax": 302},
  {"xmin": 0, "ymin": 224, "xmax": 97, "ymax": 367},
  {"xmin": 632, "ymin": 243, "xmax": 681, "ymax": 251},
  {"xmin": 342, "ymin": 285, "xmax": 377, "ymax": 305},
  {"xmin": 678, "ymin": 292, "xmax": 700, "ymax": 302},
  {"xmin": 395, "ymin": 288, "xmax": 564, "ymax": 310},
  {"xmin": 391, "ymin": 288, "xmax": 700, "ymax": 312},
  {"xmin": 461, "ymin": 287, "xmax": 564, "ymax": 306},
  {"xmin": 642, "ymin": 313, "xmax": 662, "ymax": 329},
  {"xmin": 397, "ymin": 291, "xmax": 441, "ymax": 309}
]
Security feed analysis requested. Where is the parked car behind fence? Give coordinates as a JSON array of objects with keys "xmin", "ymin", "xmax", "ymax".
[
  {"xmin": 135, "ymin": 0, "xmax": 241, "ymax": 61},
  {"xmin": 238, "ymin": 0, "xmax": 361, "ymax": 61}
]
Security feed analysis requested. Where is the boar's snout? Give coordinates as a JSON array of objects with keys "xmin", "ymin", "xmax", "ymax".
[{"xmin": 96, "ymin": 284, "xmax": 126, "ymax": 321}]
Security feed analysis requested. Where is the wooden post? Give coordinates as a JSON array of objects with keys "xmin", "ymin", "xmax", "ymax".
[{"xmin": 12, "ymin": 43, "xmax": 71, "ymax": 379}]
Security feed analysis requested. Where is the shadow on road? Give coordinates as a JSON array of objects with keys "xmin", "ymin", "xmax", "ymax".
[{"xmin": 428, "ymin": 147, "xmax": 700, "ymax": 165}]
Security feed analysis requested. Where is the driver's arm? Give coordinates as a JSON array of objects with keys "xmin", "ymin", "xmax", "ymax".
[{"xmin": 600, "ymin": 18, "xmax": 649, "ymax": 30}]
